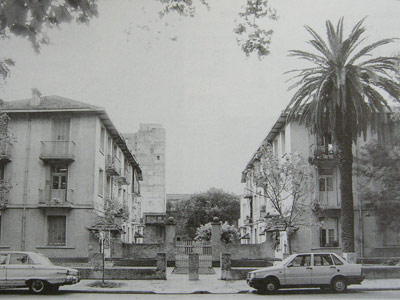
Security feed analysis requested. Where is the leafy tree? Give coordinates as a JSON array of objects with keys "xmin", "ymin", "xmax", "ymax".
[
  {"xmin": 168, "ymin": 188, "xmax": 240, "ymax": 239},
  {"xmin": 195, "ymin": 221, "xmax": 239, "ymax": 244},
  {"xmin": 251, "ymin": 144, "xmax": 314, "ymax": 253},
  {"xmin": 285, "ymin": 18, "xmax": 400, "ymax": 253},
  {"xmin": 357, "ymin": 109, "xmax": 400, "ymax": 228}
]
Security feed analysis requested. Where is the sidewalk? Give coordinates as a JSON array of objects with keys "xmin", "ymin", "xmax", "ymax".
[{"xmin": 61, "ymin": 268, "xmax": 400, "ymax": 294}]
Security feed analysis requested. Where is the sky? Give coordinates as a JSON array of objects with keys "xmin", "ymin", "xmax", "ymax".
[{"xmin": 0, "ymin": 0, "xmax": 399, "ymax": 195}]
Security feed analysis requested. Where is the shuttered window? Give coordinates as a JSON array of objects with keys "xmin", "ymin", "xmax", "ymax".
[{"xmin": 48, "ymin": 216, "xmax": 66, "ymax": 246}]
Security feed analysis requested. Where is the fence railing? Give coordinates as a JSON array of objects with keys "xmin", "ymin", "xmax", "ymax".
[
  {"xmin": 40, "ymin": 141, "xmax": 76, "ymax": 161},
  {"xmin": 175, "ymin": 240, "xmax": 212, "ymax": 255}
]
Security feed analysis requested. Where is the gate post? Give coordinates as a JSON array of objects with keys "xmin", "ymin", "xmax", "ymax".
[
  {"xmin": 189, "ymin": 253, "xmax": 199, "ymax": 280},
  {"xmin": 211, "ymin": 217, "xmax": 222, "ymax": 264},
  {"xmin": 221, "ymin": 253, "xmax": 232, "ymax": 280}
]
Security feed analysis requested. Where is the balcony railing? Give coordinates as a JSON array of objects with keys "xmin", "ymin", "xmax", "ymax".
[
  {"xmin": 144, "ymin": 213, "xmax": 166, "ymax": 225},
  {"xmin": 38, "ymin": 187, "xmax": 74, "ymax": 208},
  {"xmin": 309, "ymin": 144, "xmax": 336, "ymax": 166},
  {"xmin": 106, "ymin": 155, "xmax": 121, "ymax": 176},
  {"xmin": 40, "ymin": 141, "xmax": 76, "ymax": 163},
  {"xmin": 0, "ymin": 141, "xmax": 12, "ymax": 163},
  {"xmin": 116, "ymin": 168, "xmax": 131, "ymax": 185}
]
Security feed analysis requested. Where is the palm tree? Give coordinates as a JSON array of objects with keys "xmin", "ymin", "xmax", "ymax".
[{"xmin": 285, "ymin": 18, "xmax": 400, "ymax": 253}]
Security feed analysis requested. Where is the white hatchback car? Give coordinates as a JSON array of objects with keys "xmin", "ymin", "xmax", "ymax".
[
  {"xmin": 0, "ymin": 251, "xmax": 80, "ymax": 294},
  {"xmin": 247, "ymin": 252, "xmax": 364, "ymax": 293}
]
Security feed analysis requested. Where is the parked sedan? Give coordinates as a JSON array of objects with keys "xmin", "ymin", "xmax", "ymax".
[
  {"xmin": 0, "ymin": 251, "xmax": 80, "ymax": 294},
  {"xmin": 247, "ymin": 252, "xmax": 364, "ymax": 293}
]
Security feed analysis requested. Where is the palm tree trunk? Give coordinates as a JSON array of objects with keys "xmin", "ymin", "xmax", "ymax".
[{"xmin": 335, "ymin": 111, "xmax": 355, "ymax": 253}]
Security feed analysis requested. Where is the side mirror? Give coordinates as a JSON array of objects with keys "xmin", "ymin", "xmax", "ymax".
[{"xmin": 287, "ymin": 263, "xmax": 293, "ymax": 267}]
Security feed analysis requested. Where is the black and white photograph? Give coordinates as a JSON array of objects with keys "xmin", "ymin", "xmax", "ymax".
[{"xmin": 0, "ymin": 0, "xmax": 399, "ymax": 299}]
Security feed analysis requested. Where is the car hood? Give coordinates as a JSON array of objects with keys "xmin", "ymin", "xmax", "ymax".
[{"xmin": 250, "ymin": 266, "xmax": 283, "ymax": 274}]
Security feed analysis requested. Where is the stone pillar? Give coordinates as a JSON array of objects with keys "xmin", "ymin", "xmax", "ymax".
[
  {"xmin": 165, "ymin": 217, "xmax": 177, "ymax": 262},
  {"xmin": 156, "ymin": 253, "xmax": 167, "ymax": 279},
  {"xmin": 211, "ymin": 217, "xmax": 222, "ymax": 263},
  {"xmin": 189, "ymin": 253, "xmax": 199, "ymax": 281},
  {"xmin": 220, "ymin": 253, "xmax": 232, "ymax": 280}
]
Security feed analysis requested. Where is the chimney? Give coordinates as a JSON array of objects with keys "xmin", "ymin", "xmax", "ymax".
[{"xmin": 31, "ymin": 88, "xmax": 42, "ymax": 106}]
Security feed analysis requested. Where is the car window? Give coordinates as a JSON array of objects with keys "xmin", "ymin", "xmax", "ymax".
[
  {"xmin": 289, "ymin": 255, "xmax": 311, "ymax": 267},
  {"xmin": 332, "ymin": 254, "xmax": 344, "ymax": 265},
  {"xmin": 0, "ymin": 254, "xmax": 7, "ymax": 264},
  {"xmin": 314, "ymin": 254, "xmax": 334, "ymax": 266},
  {"xmin": 9, "ymin": 253, "xmax": 33, "ymax": 265}
]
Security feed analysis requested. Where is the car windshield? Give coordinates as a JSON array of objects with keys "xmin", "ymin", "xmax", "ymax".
[
  {"xmin": 277, "ymin": 254, "xmax": 297, "ymax": 266},
  {"xmin": 30, "ymin": 253, "xmax": 54, "ymax": 265}
]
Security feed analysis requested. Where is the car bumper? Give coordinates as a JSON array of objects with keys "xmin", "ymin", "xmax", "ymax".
[
  {"xmin": 247, "ymin": 278, "xmax": 266, "ymax": 290},
  {"xmin": 65, "ymin": 275, "xmax": 80, "ymax": 284}
]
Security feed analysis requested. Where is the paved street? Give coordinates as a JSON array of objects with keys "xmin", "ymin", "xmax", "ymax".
[{"xmin": 1, "ymin": 290, "xmax": 400, "ymax": 300}]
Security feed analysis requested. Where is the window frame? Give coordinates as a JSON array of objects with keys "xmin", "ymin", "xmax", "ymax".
[{"xmin": 47, "ymin": 215, "xmax": 67, "ymax": 246}]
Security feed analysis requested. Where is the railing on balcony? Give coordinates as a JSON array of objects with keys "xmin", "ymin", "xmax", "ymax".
[
  {"xmin": 310, "ymin": 144, "xmax": 336, "ymax": 166},
  {"xmin": 0, "ymin": 189, "xmax": 9, "ymax": 209},
  {"xmin": 106, "ymin": 155, "xmax": 121, "ymax": 176},
  {"xmin": 116, "ymin": 168, "xmax": 131, "ymax": 185},
  {"xmin": 38, "ymin": 187, "xmax": 74, "ymax": 208},
  {"xmin": 40, "ymin": 141, "xmax": 76, "ymax": 162},
  {"xmin": 0, "ymin": 141, "xmax": 12, "ymax": 163},
  {"xmin": 144, "ymin": 213, "xmax": 166, "ymax": 225}
]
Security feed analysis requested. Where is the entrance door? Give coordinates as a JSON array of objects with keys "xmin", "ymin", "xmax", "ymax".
[
  {"xmin": 284, "ymin": 254, "xmax": 312, "ymax": 285},
  {"xmin": 51, "ymin": 118, "xmax": 70, "ymax": 155},
  {"xmin": 319, "ymin": 169, "xmax": 336, "ymax": 206}
]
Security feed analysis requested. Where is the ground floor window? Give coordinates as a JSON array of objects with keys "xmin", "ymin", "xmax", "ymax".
[
  {"xmin": 320, "ymin": 217, "xmax": 339, "ymax": 247},
  {"xmin": 47, "ymin": 215, "xmax": 66, "ymax": 246}
]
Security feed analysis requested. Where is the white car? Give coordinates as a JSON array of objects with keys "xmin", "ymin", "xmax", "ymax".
[
  {"xmin": 0, "ymin": 251, "xmax": 80, "ymax": 294},
  {"xmin": 247, "ymin": 252, "xmax": 364, "ymax": 293}
]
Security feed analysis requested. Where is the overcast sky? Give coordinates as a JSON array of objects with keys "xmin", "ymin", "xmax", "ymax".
[{"xmin": 1, "ymin": 0, "xmax": 399, "ymax": 194}]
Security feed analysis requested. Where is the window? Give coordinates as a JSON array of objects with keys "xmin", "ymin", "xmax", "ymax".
[
  {"xmin": 314, "ymin": 254, "xmax": 334, "ymax": 266},
  {"xmin": 98, "ymin": 169, "xmax": 104, "ymax": 196},
  {"xmin": 320, "ymin": 218, "xmax": 339, "ymax": 247},
  {"xmin": 332, "ymin": 254, "xmax": 343, "ymax": 265},
  {"xmin": 52, "ymin": 165, "xmax": 68, "ymax": 190},
  {"xmin": 281, "ymin": 130, "xmax": 286, "ymax": 154},
  {"xmin": 48, "ymin": 216, "xmax": 66, "ymax": 246},
  {"xmin": 9, "ymin": 253, "xmax": 33, "ymax": 264},
  {"xmin": 290, "ymin": 254, "xmax": 311, "ymax": 267},
  {"xmin": 0, "ymin": 253, "xmax": 7, "ymax": 264},
  {"xmin": 100, "ymin": 127, "xmax": 105, "ymax": 153}
]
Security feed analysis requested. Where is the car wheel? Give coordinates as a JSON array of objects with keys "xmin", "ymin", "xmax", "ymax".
[
  {"xmin": 29, "ymin": 279, "xmax": 48, "ymax": 294},
  {"xmin": 331, "ymin": 277, "xmax": 347, "ymax": 293},
  {"xmin": 263, "ymin": 278, "xmax": 279, "ymax": 293}
]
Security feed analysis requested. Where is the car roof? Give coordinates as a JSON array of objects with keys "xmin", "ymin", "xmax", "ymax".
[{"xmin": 0, "ymin": 251, "xmax": 38, "ymax": 255}]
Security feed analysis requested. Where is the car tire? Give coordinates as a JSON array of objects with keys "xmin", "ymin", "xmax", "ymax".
[
  {"xmin": 29, "ymin": 279, "xmax": 48, "ymax": 294},
  {"xmin": 331, "ymin": 277, "xmax": 347, "ymax": 293},
  {"xmin": 261, "ymin": 278, "xmax": 279, "ymax": 294}
]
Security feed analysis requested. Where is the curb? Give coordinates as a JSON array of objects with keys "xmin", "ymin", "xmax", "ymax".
[{"xmin": 59, "ymin": 287, "xmax": 400, "ymax": 294}]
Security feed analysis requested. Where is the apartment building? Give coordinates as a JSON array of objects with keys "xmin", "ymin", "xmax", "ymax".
[
  {"xmin": 239, "ymin": 112, "xmax": 399, "ymax": 260},
  {"xmin": 0, "ymin": 95, "xmax": 143, "ymax": 260},
  {"xmin": 124, "ymin": 124, "xmax": 166, "ymax": 243}
]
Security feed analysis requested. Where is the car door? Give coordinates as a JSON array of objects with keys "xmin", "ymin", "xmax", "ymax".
[
  {"xmin": 0, "ymin": 253, "xmax": 8, "ymax": 286},
  {"xmin": 6, "ymin": 253, "xmax": 35, "ymax": 287},
  {"xmin": 312, "ymin": 254, "xmax": 337, "ymax": 285},
  {"xmin": 284, "ymin": 254, "xmax": 312, "ymax": 285}
]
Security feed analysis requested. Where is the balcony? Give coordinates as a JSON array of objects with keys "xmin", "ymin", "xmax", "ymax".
[
  {"xmin": 38, "ymin": 187, "xmax": 74, "ymax": 209},
  {"xmin": 106, "ymin": 155, "xmax": 121, "ymax": 176},
  {"xmin": 144, "ymin": 213, "xmax": 166, "ymax": 225},
  {"xmin": 115, "ymin": 168, "xmax": 131, "ymax": 185},
  {"xmin": 309, "ymin": 145, "xmax": 337, "ymax": 167},
  {"xmin": 40, "ymin": 141, "xmax": 75, "ymax": 163},
  {"xmin": 312, "ymin": 202, "xmax": 340, "ymax": 217},
  {"xmin": 0, "ymin": 141, "xmax": 12, "ymax": 163}
]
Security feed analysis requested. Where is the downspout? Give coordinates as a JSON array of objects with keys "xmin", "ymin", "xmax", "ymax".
[{"xmin": 21, "ymin": 114, "xmax": 32, "ymax": 250}]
